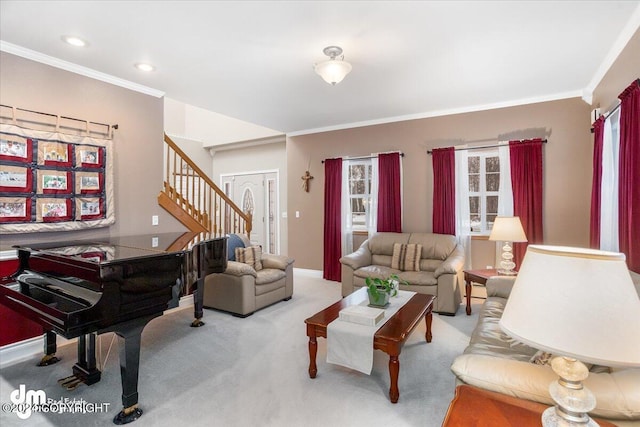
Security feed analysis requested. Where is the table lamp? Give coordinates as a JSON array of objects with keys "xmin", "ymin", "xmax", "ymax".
[
  {"xmin": 500, "ymin": 245, "xmax": 640, "ymax": 426},
  {"xmin": 489, "ymin": 216, "xmax": 528, "ymax": 275}
]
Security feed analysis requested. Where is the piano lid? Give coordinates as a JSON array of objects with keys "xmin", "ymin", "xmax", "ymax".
[{"xmin": 12, "ymin": 232, "xmax": 221, "ymax": 265}]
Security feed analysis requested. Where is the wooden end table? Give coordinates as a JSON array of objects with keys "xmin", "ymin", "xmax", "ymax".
[
  {"xmin": 304, "ymin": 288, "xmax": 435, "ymax": 403},
  {"xmin": 463, "ymin": 268, "xmax": 502, "ymax": 315},
  {"xmin": 442, "ymin": 385, "xmax": 617, "ymax": 427}
]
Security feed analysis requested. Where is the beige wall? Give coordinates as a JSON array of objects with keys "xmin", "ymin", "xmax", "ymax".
[
  {"xmin": 211, "ymin": 141, "xmax": 288, "ymax": 255},
  {"xmin": 287, "ymin": 27, "xmax": 640, "ymax": 272},
  {"xmin": 288, "ymin": 97, "xmax": 593, "ymax": 270},
  {"xmin": 0, "ymin": 52, "xmax": 184, "ymax": 248},
  {"xmin": 592, "ymin": 28, "xmax": 640, "ymax": 111},
  {"xmin": 168, "ymin": 135, "xmax": 215, "ymax": 177}
]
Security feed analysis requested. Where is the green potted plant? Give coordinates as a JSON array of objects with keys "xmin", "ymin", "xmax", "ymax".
[{"xmin": 365, "ymin": 274, "xmax": 404, "ymax": 307}]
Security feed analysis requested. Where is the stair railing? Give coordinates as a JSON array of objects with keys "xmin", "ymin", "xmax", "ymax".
[{"xmin": 159, "ymin": 134, "xmax": 252, "ymax": 237}]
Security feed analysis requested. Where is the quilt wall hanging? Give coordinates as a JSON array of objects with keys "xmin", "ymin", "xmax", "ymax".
[{"xmin": 0, "ymin": 123, "xmax": 115, "ymax": 233}]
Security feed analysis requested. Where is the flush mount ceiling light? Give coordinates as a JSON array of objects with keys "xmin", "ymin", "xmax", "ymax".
[
  {"xmin": 134, "ymin": 63, "xmax": 155, "ymax": 72},
  {"xmin": 61, "ymin": 35, "xmax": 88, "ymax": 47},
  {"xmin": 314, "ymin": 46, "xmax": 352, "ymax": 85}
]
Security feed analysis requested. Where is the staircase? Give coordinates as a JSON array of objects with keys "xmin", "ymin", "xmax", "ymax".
[{"xmin": 158, "ymin": 134, "xmax": 252, "ymax": 237}]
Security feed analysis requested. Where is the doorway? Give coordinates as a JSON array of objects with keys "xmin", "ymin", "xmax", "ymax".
[{"xmin": 221, "ymin": 170, "xmax": 279, "ymax": 254}]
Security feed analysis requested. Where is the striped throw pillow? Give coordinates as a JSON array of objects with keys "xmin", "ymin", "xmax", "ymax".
[
  {"xmin": 391, "ymin": 243, "xmax": 422, "ymax": 271},
  {"xmin": 235, "ymin": 245, "xmax": 263, "ymax": 271}
]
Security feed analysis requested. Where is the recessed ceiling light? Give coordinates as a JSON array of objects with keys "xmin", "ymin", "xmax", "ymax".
[
  {"xmin": 61, "ymin": 35, "xmax": 88, "ymax": 47},
  {"xmin": 135, "ymin": 63, "xmax": 155, "ymax": 72}
]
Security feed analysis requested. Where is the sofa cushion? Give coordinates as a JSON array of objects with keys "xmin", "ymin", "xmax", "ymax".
[
  {"xmin": 368, "ymin": 232, "xmax": 410, "ymax": 255},
  {"xmin": 408, "ymin": 232, "xmax": 457, "ymax": 260},
  {"xmin": 371, "ymin": 254, "xmax": 393, "ymax": 267},
  {"xmin": 464, "ymin": 296, "xmax": 538, "ymax": 361},
  {"xmin": 391, "ymin": 243, "xmax": 422, "ymax": 271},
  {"xmin": 255, "ymin": 268, "xmax": 286, "ymax": 286},
  {"xmin": 354, "ymin": 265, "xmax": 400, "ymax": 280},
  {"xmin": 419, "ymin": 259, "xmax": 441, "ymax": 272},
  {"xmin": 398, "ymin": 270, "xmax": 437, "ymax": 286},
  {"xmin": 236, "ymin": 246, "xmax": 263, "ymax": 271}
]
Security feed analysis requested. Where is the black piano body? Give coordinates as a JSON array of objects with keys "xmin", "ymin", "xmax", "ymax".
[{"xmin": 0, "ymin": 232, "xmax": 227, "ymax": 424}]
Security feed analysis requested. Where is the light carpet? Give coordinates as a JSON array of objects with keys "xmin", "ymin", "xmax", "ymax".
[{"xmin": 0, "ymin": 270, "xmax": 480, "ymax": 427}]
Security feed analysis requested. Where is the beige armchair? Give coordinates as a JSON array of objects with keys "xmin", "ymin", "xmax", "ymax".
[{"xmin": 202, "ymin": 235, "xmax": 294, "ymax": 317}]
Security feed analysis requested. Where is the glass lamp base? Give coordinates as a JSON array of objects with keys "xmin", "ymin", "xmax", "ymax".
[
  {"xmin": 499, "ymin": 242, "xmax": 517, "ymax": 275},
  {"xmin": 542, "ymin": 406, "xmax": 599, "ymax": 427},
  {"xmin": 542, "ymin": 358, "xmax": 599, "ymax": 427}
]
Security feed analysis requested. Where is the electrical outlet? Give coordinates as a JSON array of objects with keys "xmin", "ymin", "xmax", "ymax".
[
  {"xmin": 151, "ymin": 237, "xmax": 159, "ymax": 248},
  {"xmin": 152, "ymin": 215, "xmax": 159, "ymax": 226},
  {"xmin": 295, "ymin": 211, "xmax": 300, "ymax": 218}
]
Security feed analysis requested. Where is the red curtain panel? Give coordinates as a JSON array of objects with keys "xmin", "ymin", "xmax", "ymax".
[
  {"xmin": 618, "ymin": 79, "xmax": 640, "ymax": 272},
  {"xmin": 323, "ymin": 158, "xmax": 343, "ymax": 281},
  {"xmin": 590, "ymin": 116, "xmax": 605, "ymax": 249},
  {"xmin": 509, "ymin": 139, "xmax": 544, "ymax": 268},
  {"xmin": 377, "ymin": 152, "xmax": 402, "ymax": 232},
  {"xmin": 432, "ymin": 147, "xmax": 456, "ymax": 235}
]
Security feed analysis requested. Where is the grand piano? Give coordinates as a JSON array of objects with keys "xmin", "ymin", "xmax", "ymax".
[{"xmin": 0, "ymin": 232, "xmax": 227, "ymax": 424}]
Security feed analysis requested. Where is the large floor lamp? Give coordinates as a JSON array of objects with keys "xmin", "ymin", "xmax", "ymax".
[{"xmin": 500, "ymin": 245, "xmax": 640, "ymax": 426}]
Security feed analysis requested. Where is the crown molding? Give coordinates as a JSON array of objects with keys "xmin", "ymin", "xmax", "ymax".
[
  {"xmin": 287, "ymin": 90, "xmax": 582, "ymax": 137},
  {"xmin": 0, "ymin": 41, "xmax": 165, "ymax": 98},
  {"xmin": 583, "ymin": 3, "xmax": 640, "ymax": 105}
]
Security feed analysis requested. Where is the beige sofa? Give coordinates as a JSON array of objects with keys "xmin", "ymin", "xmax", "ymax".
[
  {"xmin": 202, "ymin": 234, "xmax": 294, "ymax": 317},
  {"xmin": 339, "ymin": 232, "xmax": 465, "ymax": 315},
  {"xmin": 451, "ymin": 273, "xmax": 640, "ymax": 426}
]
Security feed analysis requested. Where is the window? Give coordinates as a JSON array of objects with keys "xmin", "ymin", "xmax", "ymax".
[
  {"xmin": 347, "ymin": 160, "xmax": 372, "ymax": 231},
  {"xmin": 468, "ymin": 151, "xmax": 500, "ymax": 234}
]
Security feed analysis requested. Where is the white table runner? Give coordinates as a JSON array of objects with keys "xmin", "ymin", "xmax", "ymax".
[{"xmin": 327, "ymin": 290, "xmax": 416, "ymax": 374}]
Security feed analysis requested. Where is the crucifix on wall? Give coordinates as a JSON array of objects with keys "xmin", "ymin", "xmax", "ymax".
[{"xmin": 301, "ymin": 170, "xmax": 314, "ymax": 192}]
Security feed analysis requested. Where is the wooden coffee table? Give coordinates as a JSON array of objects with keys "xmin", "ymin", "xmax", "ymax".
[{"xmin": 304, "ymin": 288, "xmax": 435, "ymax": 403}]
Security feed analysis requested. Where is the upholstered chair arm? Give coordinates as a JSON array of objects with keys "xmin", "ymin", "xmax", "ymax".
[
  {"xmin": 223, "ymin": 260, "xmax": 258, "ymax": 278},
  {"xmin": 486, "ymin": 276, "xmax": 517, "ymax": 298},
  {"xmin": 261, "ymin": 254, "xmax": 294, "ymax": 271},
  {"xmin": 434, "ymin": 244, "xmax": 465, "ymax": 278},
  {"xmin": 339, "ymin": 243, "xmax": 372, "ymax": 270}
]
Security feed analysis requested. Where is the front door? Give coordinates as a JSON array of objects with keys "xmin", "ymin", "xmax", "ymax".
[{"xmin": 223, "ymin": 171, "xmax": 278, "ymax": 253}]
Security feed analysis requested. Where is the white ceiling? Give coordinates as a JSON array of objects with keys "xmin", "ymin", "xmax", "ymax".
[{"xmin": 1, "ymin": 1, "xmax": 639, "ymax": 136}]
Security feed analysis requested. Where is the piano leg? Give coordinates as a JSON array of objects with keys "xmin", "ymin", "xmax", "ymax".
[
  {"xmin": 112, "ymin": 315, "xmax": 157, "ymax": 425},
  {"xmin": 38, "ymin": 329, "xmax": 60, "ymax": 366},
  {"xmin": 190, "ymin": 277, "xmax": 205, "ymax": 327}
]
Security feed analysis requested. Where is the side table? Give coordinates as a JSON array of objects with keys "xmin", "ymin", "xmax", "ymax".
[
  {"xmin": 463, "ymin": 268, "xmax": 500, "ymax": 315},
  {"xmin": 442, "ymin": 385, "xmax": 616, "ymax": 427}
]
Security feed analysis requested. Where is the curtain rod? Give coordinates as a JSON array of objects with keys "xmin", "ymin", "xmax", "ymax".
[
  {"xmin": 0, "ymin": 104, "xmax": 118, "ymax": 131},
  {"xmin": 321, "ymin": 152, "xmax": 404, "ymax": 163},
  {"xmin": 590, "ymin": 102, "xmax": 621, "ymax": 134},
  {"xmin": 591, "ymin": 78, "xmax": 639, "ymax": 133},
  {"xmin": 427, "ymin": 139, "xmax": 547, "ymax": 154}
]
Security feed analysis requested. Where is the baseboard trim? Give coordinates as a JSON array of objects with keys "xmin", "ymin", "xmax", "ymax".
[
  {"xmin": 0, "ymin": 335, "xmax": 75, "ymax": 369},
  {"xmin": 293, "ymin": 268, "xmax": 323, "ymax": 278}
]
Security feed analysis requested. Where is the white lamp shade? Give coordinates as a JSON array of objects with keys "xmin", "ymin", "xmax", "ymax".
[
  {"xmin": 489, "ymin": 216, "xmax": 527, "ymax": 242},
  {"xmin": 314, "ymin": 59, "xmax": 352, "ymax": 85},
  {"xmin": 500, "ymin": 245, "xmax": 640, "ymax": 367}
]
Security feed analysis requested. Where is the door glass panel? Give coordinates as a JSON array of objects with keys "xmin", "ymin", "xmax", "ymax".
[{"xmin": 242, "ymin": 188, "xmax": 254, "ymax": 215}]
